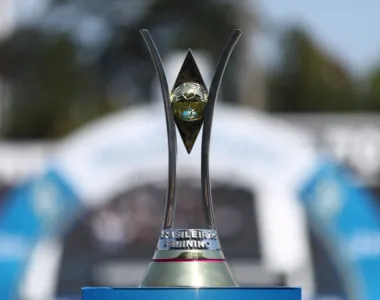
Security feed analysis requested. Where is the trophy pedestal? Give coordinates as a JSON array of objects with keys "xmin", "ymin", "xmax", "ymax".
[{"xmin": 82, "ymin": 287, "xmax": 301, "ymax": 300}]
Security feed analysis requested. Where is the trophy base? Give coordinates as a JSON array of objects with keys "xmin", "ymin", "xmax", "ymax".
[
  {"xmin": 82, "ymin": 287, "xmax": 301, "ymax": 300},
  {"xmin": 140, "ymin": 248, "xmax": 238, "ymax": 287},
  {"xmin": 140, "ymin": 260, "xmax": 238, "ymax": 287}
]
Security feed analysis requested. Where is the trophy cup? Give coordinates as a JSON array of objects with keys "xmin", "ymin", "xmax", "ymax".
[{"xmin": 82, "ymin": 29, "xmax": 301, "ymax": 300}]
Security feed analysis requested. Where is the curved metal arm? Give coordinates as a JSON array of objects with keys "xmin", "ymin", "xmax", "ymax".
[
  {"xmin": 140, "ymin": 29, "xmax": 177, "ymax": 229},
  {"xmin": 201, "ymin": 29, "xmax": 242, "ymax": 229}
]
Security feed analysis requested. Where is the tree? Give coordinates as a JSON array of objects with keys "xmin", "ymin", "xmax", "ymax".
[
  {"xmin": 0, "ymin": 29, "xmax": 112, "ymax": 138},
  {"xmin": 267, "ymin": 27, "xmax": 359, "ymax": 112},
  {"xmin": 364, "ymin": 64, "xmax": 380, "ymax": 110},
  {"xmin": 45, "ymin": 0, "xmax": 245, "ymax": 102},
  {"xmin": 0, "ymin": 0, "xmax": 250, "ymax": 138}
]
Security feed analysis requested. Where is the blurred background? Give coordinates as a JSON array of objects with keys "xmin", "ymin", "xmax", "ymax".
[{"xmin": 0, "ymin": 0, "xmax": 380, "ymax": 300}]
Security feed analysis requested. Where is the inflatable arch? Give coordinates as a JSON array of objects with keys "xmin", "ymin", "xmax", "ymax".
[{"xmin": 0, "ymin": 53, "xmax": 379, "ymax": 300}]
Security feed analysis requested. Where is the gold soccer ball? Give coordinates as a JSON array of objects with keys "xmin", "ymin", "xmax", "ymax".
[{"xmin": 171, "ymin": 82, "xmax": 208, "ymax": 122}]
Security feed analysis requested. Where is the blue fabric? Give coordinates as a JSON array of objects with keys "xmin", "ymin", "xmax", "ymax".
[
  {"xmin": 300, "ymin": 158, "xmax": 380, "ymax": 300},
  {"xmin": 0, "ymin": 169, "xmax": 81, "ymax": 300}
]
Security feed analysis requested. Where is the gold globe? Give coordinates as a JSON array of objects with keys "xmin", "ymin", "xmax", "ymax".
[{"xmin": 171, "ymin": 82, "xmax": 208, "ymax": 122}]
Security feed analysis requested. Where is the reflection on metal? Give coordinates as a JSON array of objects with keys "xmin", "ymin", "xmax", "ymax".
[
  {"xmin": 139, "ymin": 29, "xmax": 242, "ymax": 287},
  {"xmin": 94, "ymin": 261, "xmax": 276, "ymax": 287},
  {"xmin": 170, "ymin": 51, "xmax": 209, "ymax": 153},
  {"xmin": 171, "ymin": 82, "xmax": 208, "ymax": 153},
  {"xmin": 140, "ymin": 30, "xmax": 177, "ymax": 230},
  {"xmin": 201, "ymin": 29, "xmax": 243, "ymax": 230}
]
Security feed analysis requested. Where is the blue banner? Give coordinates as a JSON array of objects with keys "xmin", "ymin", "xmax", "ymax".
[
  {"xmin": 0, "ymin": 157, "xmax": 380, "ymax": 300},
  {"xmin": 0, "ymin": 169, "xmax": 81, "ymax": 300},
  {"xmin": 300, "ymin": 158, "xmax": 380, "ymax": 300}
]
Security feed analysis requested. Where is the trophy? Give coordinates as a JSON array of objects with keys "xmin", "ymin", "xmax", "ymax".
[
  {"xmin": 82, "ymin": 29, "xmax": 301, "ymax": 300},
  {"xmin": 138, "ymin": 28, "xmax": 241, "ymax": 287}
]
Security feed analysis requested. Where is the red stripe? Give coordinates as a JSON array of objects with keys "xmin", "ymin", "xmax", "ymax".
[{"xmin": 153, "ymin": 258, "xmax": 225, "ymax": 263}]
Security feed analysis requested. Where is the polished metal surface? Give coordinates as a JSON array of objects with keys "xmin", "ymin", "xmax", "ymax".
[
  {"xmin": 170, "ymin": 81, "xmax": 208, "ymax": 152},
  {"xmin": 157, "ymin": 229, "xmax": 220, "ymax": 251},
  {"xmin": 201, "ymin": 29, "xmax": 242, "ymax": 229},
  {"xmin": 170, "ymin": 51, "xmax": 209, "ymax": 153},
  {"xmin": 140, "ymin": 260, "xmax": 238, "ymax": 287},
  {"xmin": 140, "ymin": 29, "xmax": 242, "ymax": 288},
  {"xmin": 94, "ymin": 261, "xmax": 275, "ymax": 287},
  {"xmin": 140, "ymin": 229, "xmax": 238, "ymax": 287},
  {"xmin": 172, "ymin": 50, "xmax": 208, "ymax": 90},
  {"xmin": 140, "ymin": 29, "xmax": 177, "ymax": 230},
  {"xmin": 152, "ymin": 249, "xmax": 225, "ymax": 260},
  {"xmin": 171, "ymin": 82, "xmax": 208, "ymax": 122}
]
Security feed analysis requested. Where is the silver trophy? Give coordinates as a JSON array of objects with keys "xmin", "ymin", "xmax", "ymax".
[{"xmin": 139, "ymin": 29, "xmax": 242, "ymax": 287}]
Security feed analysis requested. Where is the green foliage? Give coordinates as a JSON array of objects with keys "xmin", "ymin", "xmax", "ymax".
[
  {"xmin": 0, "ymin": 29, "xmax": 113, "ymax": 138},
  {"xmin": 0, "ymin": 0, "xmax": 242, "ymax": 139},
  {"xmin": 364, "ymin": 65, "xmax": 380, "ymax": 110},
  {"xmin": 3, "ymin": 1, "xmax": 380, "ymax": 138},
  {"xmin": 267, "ymin": 28, "xmax": 360, "ymax": 112}
]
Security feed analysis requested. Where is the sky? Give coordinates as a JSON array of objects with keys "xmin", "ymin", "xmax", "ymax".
[
  {"xmin": 259, "ymin": 0, "xmax": 380, "ymax": 75},
  {"xmin": 7, "ymin": 0, "xmax": 380, "ymax": 75},
  {"xmin": 13, "ymin": 0, "xmax": 48, "ymax": 23}
]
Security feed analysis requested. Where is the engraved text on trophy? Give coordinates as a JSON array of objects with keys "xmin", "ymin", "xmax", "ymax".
[{"xmin": 158, "ymin": 229, "xmax": 219, "ymax": 251}]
